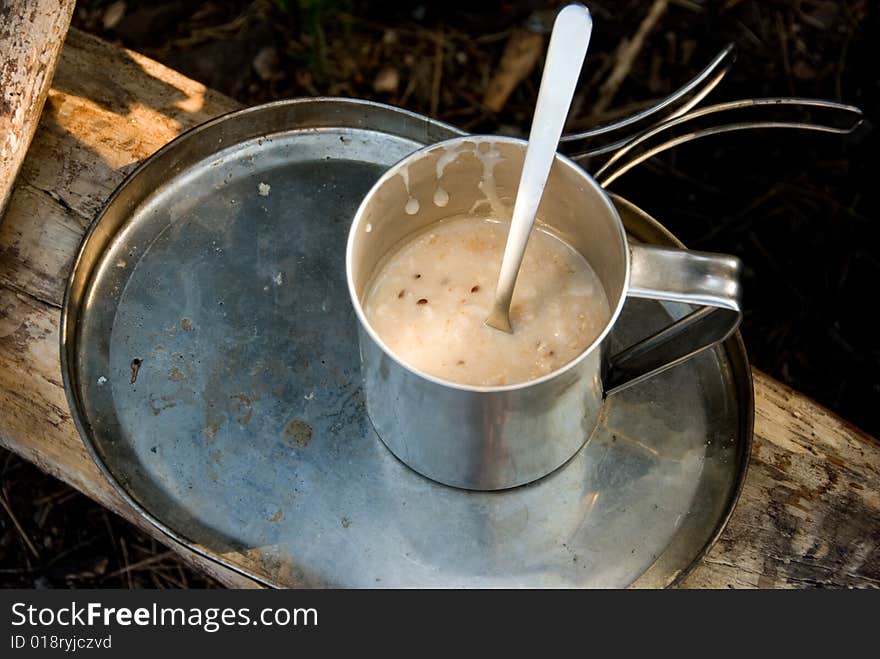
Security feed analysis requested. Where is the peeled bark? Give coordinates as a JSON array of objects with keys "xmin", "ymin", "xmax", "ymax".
[{"xmin": 0, "ymin": 1, "xmax": 75, "ymax": 216}]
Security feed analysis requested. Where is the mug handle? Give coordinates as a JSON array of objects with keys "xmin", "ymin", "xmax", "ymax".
[{"xmin": 604, "ymin": 244, "xmax": 742, "ymax": 395}]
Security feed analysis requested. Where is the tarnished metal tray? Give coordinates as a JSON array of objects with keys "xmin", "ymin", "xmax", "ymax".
[{"xmin": 61, "ymin": 99, "xmax": 752, "ymax": 587}]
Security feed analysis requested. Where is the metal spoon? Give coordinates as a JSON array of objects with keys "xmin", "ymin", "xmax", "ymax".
[{"xmin": 486, "ymin": 3, "xmax": 593, "ymax": 333}]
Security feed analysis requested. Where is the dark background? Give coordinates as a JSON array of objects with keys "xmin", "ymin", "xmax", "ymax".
[{"xmin": 1, "ymin": 0, "xmax": 877, "ymax": 587}]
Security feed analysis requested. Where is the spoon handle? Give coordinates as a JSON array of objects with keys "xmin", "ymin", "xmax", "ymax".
[{"xmin": 488, "ymin": 3, "xmax": 593, "ymax": 332}]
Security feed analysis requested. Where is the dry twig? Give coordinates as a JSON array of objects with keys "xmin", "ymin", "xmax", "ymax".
[
  {"xmin": 592, "ymin": 0, "xmax": 669, "ymax": 117},
  {"xmin": 482, "ymin": 30, "xmax": 546, "ymax": 113},
  {"xmin": 430, "ymin": 30, "xmax": 445, "ymax": 117},
  {"xmin": 0, "ymin": 488, "xmax": 40, "ymax": 560},
  {"xmin": 102, "ymin": 551, "xmax": 176, "ymax": 581}
]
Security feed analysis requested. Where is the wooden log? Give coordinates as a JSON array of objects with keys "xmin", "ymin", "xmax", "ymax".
[
  {"xmin": 681, "ymin": 375, "xmax": 880, "ymax": 588},
  {"xmin": 0, "ymin": 1, "xmax": 75, "ymax": 215},
  {"xmin": 0, "ymin": 28, "xmax": 877, "ymax": 588}
]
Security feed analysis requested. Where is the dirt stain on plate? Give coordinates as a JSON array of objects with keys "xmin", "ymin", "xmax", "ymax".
[
  {"xmin": 204, "ymin": 419, "xmax": 222, "ymax": 443},
  {"xmin": 148, "ymin": 393, "xmax": 177, "ymax": 415},
  {"xmin": 282, "ymin": 419, "xmax": 312, "ymax": 448},
  {"xmin": 230, "ymin": 393, "xmax": 254, "ymax": 425}
]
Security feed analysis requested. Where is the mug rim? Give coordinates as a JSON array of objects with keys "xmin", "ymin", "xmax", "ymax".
[{"xmin": 346, "ymin": 134, "xmax": 631, "ymax": 394}]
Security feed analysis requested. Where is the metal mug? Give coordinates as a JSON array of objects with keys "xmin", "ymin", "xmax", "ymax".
[{"xmin": 346, "ymin": 136, "xmax": 742, "ymax": 491}]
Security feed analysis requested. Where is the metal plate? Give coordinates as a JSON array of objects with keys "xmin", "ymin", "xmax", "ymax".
[{"xmin": 62, "ymin": 99, "xmax": 752, "ymax": 588}]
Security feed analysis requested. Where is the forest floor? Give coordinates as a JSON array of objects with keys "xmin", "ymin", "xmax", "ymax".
[{"xmin": 1, "ymin": 0, "xmax": 876, "ymax": 587}]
